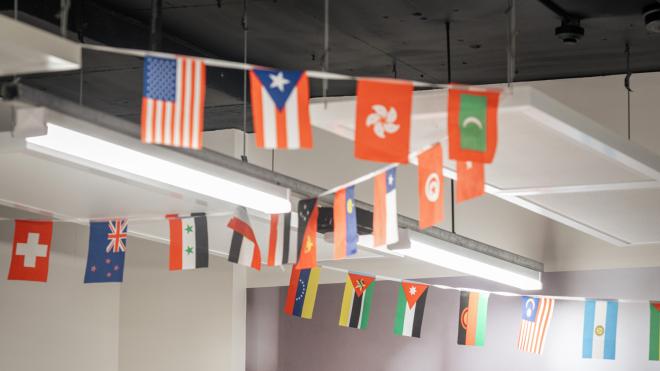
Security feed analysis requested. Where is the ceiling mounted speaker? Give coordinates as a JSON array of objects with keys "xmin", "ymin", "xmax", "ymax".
[
  {"xmin": 644, "ymin": 3, "xmax": 660, "ymax": 33},
  {"xmin": 555, "ymin": 18, "xmax": 584, "ymax": 44}
]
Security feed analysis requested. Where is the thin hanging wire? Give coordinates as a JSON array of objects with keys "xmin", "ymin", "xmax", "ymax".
[
  {"xmin": 79, "ymin": 51, "xmax": 84, "ymax": 105},
  {"xmin": 241, "ymin": 0, "xmax": 248, "ymax": 162},
  {"xmin": 60, "ymin": 0, "xmax": 71, "ymax": 38},
  {"xmin": 322, "ymin": 0, "xmax": 330, "ymax": 107},
  {"xmin": 625, "ymin": 43, "xmax": 632, "ymax": 141},
  {"xmin": 506, "ymin": 0, "xmax": 517, "ymax": 88},
  {"xmin": 392, "ymin": 58, "xmax": 397, "ymax": 79},
  {"xmin": 14, "ymin": 0, "xmax": 18, "ymax": 19},
  {"xmin": 445, "ymin": 21, "xmax": 456, "ymax": 234}
]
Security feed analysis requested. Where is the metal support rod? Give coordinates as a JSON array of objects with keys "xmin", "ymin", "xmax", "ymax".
[
  {"xmin": 59, "ymin": 0, "xmax": 71, "ymax": 37},
  {"xmin": 445, "ymin": 21, "xmax": 456, "ymax": 234},
  {"xmin": 322, "ymin": 0, "xmax": 330, "ymax": 106},
  {"xmin": 149, "ymin": 0, "xmax": 163, "ymax": 51},
  {"xmin": 14, "ymin": 84, "xmax": 544, "ymax": 273},
  {"xmin": 241, "ymin": 0, "xmax": 248, "ymax": 162},
  {"xmin": 506, "ymin": 0, "xmax": 517, "ymax": 87},
  {"xmin": 625, "ymin": 43, "xmax": 632, "ymax": 141},
  {"xmin": 537, "ymin": 0, "xmax": 574, "ymax": 20}
]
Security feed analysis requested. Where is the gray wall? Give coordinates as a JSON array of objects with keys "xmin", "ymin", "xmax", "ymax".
[{"xmin": 247, "ymin": 268, "xmax": 660, "ymax": 371}]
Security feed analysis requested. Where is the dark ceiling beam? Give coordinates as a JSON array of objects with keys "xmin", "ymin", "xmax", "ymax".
[{"xmin": 536, "ymin": 0, "xmax": 580, "ymax": 20}]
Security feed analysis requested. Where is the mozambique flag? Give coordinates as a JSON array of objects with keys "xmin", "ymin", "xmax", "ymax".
[
  {"xmin": 447, "ymin": 88, "xmax": 500, "ymax": 163},
  {"xmin": 457, "ymin": 291, "xmax": 489, "ymax": 346},
  {"xmin": 393, "ymin": 281, "xmax": 429, "ymax": 338},
  {"xmin": 339, "ymin": 273, "xmax": 375, "ymax": 330},
  {"xmin": 284, "ymin": 267, "xmax": 320, "ymax": 319},
  {"xmin": 650, "ymin": 301, "xmax": 660, "ymax": 361}
]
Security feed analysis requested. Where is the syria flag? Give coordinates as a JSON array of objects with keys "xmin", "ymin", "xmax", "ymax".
[
  {"xmin": 168, "ymin": 213, "xmax": 209, "ymax": 270},
  {"xmin": 456, "ymin": 160, "xmax": 485, "ymax": 203},
  {"xmin": 417, "ymin": 143, "xmax": 444, "ymax": 229},
  {"xmin": 8, "ymin": 220, "xmax": 53, "ymax": 282},
  {"xmin": 227, "ymin": 206, "xmax": 262, "ymax": 270},
  {"xmin": 296, "ymin": 198, "xmax": 319, "ymax": 269},
  {"xmin": 354, "ymin": 78, "xmax": 413, "ymax": 163}
]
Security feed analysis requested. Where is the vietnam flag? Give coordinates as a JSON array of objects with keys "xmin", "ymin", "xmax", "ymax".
[
  {"xmin": 354, "ymin": 78, "xmax": 413, "ymax": 163},
  {"xmin": 417, "ymin": 144, "xmax": 444, "ymax": 229},
  {"xmin": 456, "ymin": 160, "xmax": 484, "ymax": 203},
  {"xmin": 447, "ymin": 88, "xmax": 500, "ymax": 163}
]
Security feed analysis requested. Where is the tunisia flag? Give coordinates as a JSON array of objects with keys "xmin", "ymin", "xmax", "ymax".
[
  {"xmin": 417, "ymin": 144, "xmax": 444, "ymax": 229},
  {"xmin": 456, "ymin": 160, "xmax": 485, "ymax": 202},
  {"xmin": 8, "ymin": 220, "xmax": 53, "ymax": 282},
  {"xmin": 354, "ymin": 79, "xmax": 413, "ymax": 163}
]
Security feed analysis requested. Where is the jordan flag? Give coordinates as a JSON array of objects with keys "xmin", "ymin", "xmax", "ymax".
[
  {"xmin": 394, "ymin": 281, "xmax": 429, "ymax": 338},
  {"xmin": 8, "ymin": 220, "xmax": 53, "ymax": 282},
  {"xmin": 296, "ymin": 198, "xmax": 318, "ymax": 269},
  {"xmin": 448, "ymin": 88, "xmax": 500, "ymax": 163},
  {"xmin": 168, "ymin": 213, "xmax": 209, "ymax": 270},
  {"xmin": 227, "ymin": 207, "xmax": 261, "ymax": 270},
  {"xmin": 354, "ymin": 78, "xmax": 413, "ymax": 163},
  {"xmin": 456, "ymin": 160, "xmax": 485, "ymax": 203},
  {"xmin": 417, "ymin": 143, "xmax": 444, "ymax": 229}
]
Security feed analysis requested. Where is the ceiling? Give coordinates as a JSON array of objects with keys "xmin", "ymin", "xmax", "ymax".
[{"xmin": 3, "ymin": 0, "xmax": 660, "ymax": 131}]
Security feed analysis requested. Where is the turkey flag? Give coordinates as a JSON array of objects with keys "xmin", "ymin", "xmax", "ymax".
[
  {"xmin": 8, "ymin": 220, "xmax": 53, "ymax": 282},
  {"xmin": 354, "ymin": 79, "xmax": 413, "ymax": 163},
  {"xmin": 417, "ymin": 144, "xmax": 444, "ymax": 229}
]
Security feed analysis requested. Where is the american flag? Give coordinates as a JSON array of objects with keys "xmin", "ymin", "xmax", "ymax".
[
  {"xmin": 249, "ymin": 69, "xmax": 312, "ymax": 149},
  {"xmin": 141, "ymin": 56, "xmax": 206, "ymax": 149},
  {"xmin": 105, "ymin": 219, "xmax": 128, "ymax": 253},
  {"xmin": 517, "ymin": 296, "xmax": 555, "ymax": 354}
]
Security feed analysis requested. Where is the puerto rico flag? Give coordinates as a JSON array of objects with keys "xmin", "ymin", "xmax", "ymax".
[
  {"xmin": 84, "ymin": 219, "xmax": 128, "ymax": 283},
  {"xmin": 249, "ymin": 69, "xmax": 312, "ymax": 149},
  {"xmin": 373, "ymin": 167, "xmax": 398, "ymax": 247},
  {"xmin": 141, "ymin": 56, "xmax": 207, "ymax": 149}
]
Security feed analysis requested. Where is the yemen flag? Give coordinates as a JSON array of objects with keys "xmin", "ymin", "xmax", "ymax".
[
  {"xmin": 168, "ymin": 213, "xmax": 209, "ymax": 270},
  {"xmin": 284, "ymin": 267, "xmax": 320, "ymax": 319},
  {"xmin": 333, "ymin": 186, "xmax": 358, "ymax": 259},
  {"xmin": 457, "ymin": 291, "xmax": 489, "ymax": 346},
  {"xmin": 651, "ymin": 302, "xmax": 660, "ymax": 361},
  {"xmin": 296, "ymin": 198, "xmax": 319, "ymax": 269},
  {"xmin": 394, "ymin": 281, "xmax": 429, "ymax": 338},
  {"xmin": 583, "ymin": 299, "xmax": 618, "ymax": 360},
  {"xmin": 339, "ymin": 273, "xmax": 375, "ymax": 330},
  {"xmin": 227, "ymin": 206, "xmax": 262, "ymax": 270},
  {"xmin": 447, "ymin": 88, "xmax": 500, "ymax": 163}
]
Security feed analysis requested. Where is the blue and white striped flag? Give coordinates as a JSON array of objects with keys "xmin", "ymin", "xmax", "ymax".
[{"xmin": 582, "ymin": 299, "xmax": 618, "ymax": 360}]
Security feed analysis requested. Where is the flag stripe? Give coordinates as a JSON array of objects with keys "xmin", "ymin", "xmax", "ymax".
[
  {"xmin": 348, "ymin": 292, "xmax": 363, "ymax": 328},
  {"xmin": 297, "ymin": 74, "xmax": 312, "ymax": 148},
  {"xmin": 249, "ymin": 71, "xmax": 265, "ymax": 148},
  {"xmin": 174, "ymin": 58, "xmax": 183, "ymax": 146},
  {"xmin": 650, "ymin": 303, "xmax": 660, "ymax": 361},
  {"xmin": 267, "ymin": 214, "xmax": 279, "ymax": 266},
  {"xmin": 604, "ymin": 301, "xmax": 618, "ymax": 359},
  {"xmin": 261, "ymin": 84, "xmax": 277, "ymax": 148},
  {"xmin": 228, "ymin": 233, "xmax": 243, "ymax": 264},
  {"xmin": 475, "ymin": 293, "xmax": 489, "ymax": 345},
  {"xmin": 301, "ymin": 267, "xmax": 320, "ymax": 319},
  {"xmin": 465, "ymin": 292, "xmax": 479, "ymax": 345},
  {"xmin": 191, "ymin": 59, "xmax": 202, "ymax": 149},
  {"xmin": 275, "ymin": 99, "xmax": 288, "ymax": 148},
  {"xmin": 410, "ymin": 289, "xmax": 427, "ymax": 338},
  {"xmin": 457, "ymin": 291, "xmax": 469, "ymax": 345},
  {"xmin": 181, "ymin": 218, "xmax": 196, "ymax": 270},
  {"xmin": 373, "ymin": 173, "xmax": 386, "ymax": 246},
  {"xmin": 168, "ymin": 218, "xmax": 182, "ymax": 270},
  {"xmin": 393, "ymin": 285, "xmax": 407, "ymax": 336},
  {"xmin": 284, "ymin": 86, "xmax": 299, "ymax": 148},
  {"xmin": 333, "ymin": 189, "xmax": 347, "ymax": 259},
  {"xmin": 338, "ymin": 277, "xmax": 354, "ymax": 327},
  {"xmin": 192, "ymin": 213, "xmax": 208, "ymax": 268},
  {"xmin": 360, "ymin": 283, "xmax": 373, "ymax": 329},
  {"xmin": 282, "ymin": 213, "xmax": 291, "ymax": 264},
  {"xmin": 183, "ymin": 58, "xmax": 192, "ymax": 147}
]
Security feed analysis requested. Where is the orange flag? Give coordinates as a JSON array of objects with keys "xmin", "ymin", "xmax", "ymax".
[
  {"xmin": 447, "ymin": 88, "xmax": 500, "ymax": 163},
  {"xmin": 417, "ymin": 144, "xmax": 444, "ymax": 229},
  {"xmin": 354, "ymin": 79, "xmax": 413, "ymax": 163},
  {"xmin": 456, "ymin": 160, "xmax": 485, "ymax": 202}
]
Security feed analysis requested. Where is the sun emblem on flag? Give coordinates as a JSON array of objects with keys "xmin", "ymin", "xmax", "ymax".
[
  {"xmin": 460, "ymin": 307, "xmax": 470, "ymax": 330},
  {"xmin": 346, "ymin": 198, "xmax": 354, "ymax": 214},
  {"xmin": 106, "ymin": 219, "xmax": 128, "ymax": 253},
  {"xmin": 595, "ymin": 325, "xmax": 605, "ymax": 337},
  {"xmin": 366, "ymin": 104, "xmax": 400, "ymax": 139},
  {"xmin": 304, "ymin": 236, "xmax": 314, "ymax": 253}
]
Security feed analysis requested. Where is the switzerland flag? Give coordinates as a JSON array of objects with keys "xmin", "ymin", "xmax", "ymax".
[
  {"xmin": 354, "ymin": 79, "xmax": 413, "ymax": 163},
  {"xmin": 8, "ymin": 220, "xmax": 53, "ymax": 282},
  {"xmin": 417, "ymin": 144, "xmax": 444, "ymax": 229}
]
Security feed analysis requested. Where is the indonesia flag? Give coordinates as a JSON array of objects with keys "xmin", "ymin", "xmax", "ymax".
[
  {"xmin": 227, "ymin": 206, "xmax": 262, "ymax": 270},
  {"xmin": 141, "ymin": 56, "xmax": 206, "ymax": 149},
  {"xmin": 373, "ymin": 167, "xmax": 398, "ymax": 247},
  {"xmin": 249, "ymin": 69, "xmax": 312, "ymax": 150}
]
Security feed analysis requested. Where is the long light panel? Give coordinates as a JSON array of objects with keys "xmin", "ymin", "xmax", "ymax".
[{"xmin": 26, "ymin": 123, "xmax": 291, "ymax": 214}]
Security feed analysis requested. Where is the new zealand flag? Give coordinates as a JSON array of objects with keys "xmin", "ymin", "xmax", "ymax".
[{"xmin": 84, "ymin": 219, "xmax": 127, "ymax": 283}]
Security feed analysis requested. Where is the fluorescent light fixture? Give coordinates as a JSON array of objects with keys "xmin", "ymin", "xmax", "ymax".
[
  {"xmin": 26, "ymin": 124, "xmax": 291, "ymax": 214},
  {"xmin": 401, "ymin": 230, "xmax": 542, "ymax": 290}
]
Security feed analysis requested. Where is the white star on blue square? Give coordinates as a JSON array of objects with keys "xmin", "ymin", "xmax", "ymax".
[{"xmin": 143, "ymin": 57, "xmax": 177, "ymax": 101}]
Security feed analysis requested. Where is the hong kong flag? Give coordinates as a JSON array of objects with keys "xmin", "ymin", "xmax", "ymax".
[
  {"xmin": 417, "ymin": 144, "xmax": 444, "ymax": 229},
  {"xmin": 354, "ymin": 78, "xmax": 413, "ymax": 163},
  {"xmin": 8, "ymin": 220, "xmax": 53, "ymax": 282}
]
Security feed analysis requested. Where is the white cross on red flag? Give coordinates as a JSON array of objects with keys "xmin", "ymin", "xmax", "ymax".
[{"xmin": 8, "ymin": 220, "xmax": 53, "ymax": 282}]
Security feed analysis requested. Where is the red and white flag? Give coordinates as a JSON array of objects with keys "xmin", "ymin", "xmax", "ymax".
[
  {"xmin": 417, "ymin": 144, "xmax": 444, "ymax": 229},
  {"xmin": 517, "ymin": 297, "xmax": 555, "ymax": 354},
  {"xmin": 8, "ymin": 220, "xmax": 53, "ymax": 282},
  {"xmin": 354, "ymin": 78, "xmax": 413, "ymax": 163},
  {"xmin": 456, "ymin": 160, "xmax": 485, "ymax": 202},
  {"xmin": 227, "ymin": 206, "xmax": 261, "ymax": 270},
  {"xmin": 141, "ymin": 56, "xmax": 207, "ymax": 149},
  {"xmin": 249, "ymin": 69, "xmax": 312, "ymax": 149},
  {"xmin": 373, "ymin": 168, "xmax": 398, "ymax": 247}
]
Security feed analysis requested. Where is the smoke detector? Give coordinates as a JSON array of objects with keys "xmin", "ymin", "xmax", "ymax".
[
  {"xmin": 644, "ymin": 3, "xmax": 660, "ymax": 33},
  {"xmin": 555, "ymin": 18, "xmax": 584, "ymax": 44}
]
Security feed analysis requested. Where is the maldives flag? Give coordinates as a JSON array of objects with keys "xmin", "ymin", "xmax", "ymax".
[
  {"xmin": 447, "ymin": 88, "xmax": 500, "ymax": 163},
  {"xmin": 354, "ymin": 79, "xmax": 413, "ymax": 163},
  {"xmin": 417, "ymin": 144, "xmax": 444, "ymax": 229},
  {"xmin": 456, "ymin": 160, "xmax": 485, "ymax": 203},
  {"xmin": 8, "ymin": 220, "xmax": 53, "ymax": 282}
]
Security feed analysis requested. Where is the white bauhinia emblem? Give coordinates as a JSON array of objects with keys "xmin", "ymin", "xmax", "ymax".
[
  {"xmin": 16, "ymin": 232, "xmax": 48, "ymax": 268},
  {"xmin": 268, "ymin": 72, "xmax": 290, "ymax": 92},
  {"xmin": 424, "ymin": 173, "xmax": 440, "ymax": 202},
  {"xmin": 462, "ymin": 116, "xmax": 483, "ymax": 129},
  {"xmin": 366, "ymin": 104, "xmax": 400, "ymax": 139}
]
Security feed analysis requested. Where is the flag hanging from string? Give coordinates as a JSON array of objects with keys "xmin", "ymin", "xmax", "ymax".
[
  {"xmin": 8, "ymin": 220, "xmax": 53, "ymax": 282},
  {"xmin": 394, "ymin": 281, "xmax": 429, "ymax": 338},
  {"xmin": 296, "ymin": 198, "xmax": 319, "ymax": 269},
  {"xmin": 457, "ymin": 291, "xmax": 489, "ymax": 346},
  {"xmin": 373, "ymin": 168, "xmax": 398, "ymax": 247},
  {"xmin": 582, "ymin": 299, "xmax": 618, "ymax": 360},
  {"xmin": 84, "ymin": 219, "xmax": 127, "ymax": 283},
  {"xmin": 227, "ymin": 207, "xmax": 262, "ymax": 271},
  {"xmin": 333, "ymin": 186, "xmax": 358, "ymax": 259},
  {"xmin": 447, "ymin": 88, "xmax": 500, "ymax": 163},
  {"xmin": 284, "ymin": 267, "xmax": 320, "ymax": 319},
  {"xmin": 456, "ymin": 160, "xmax": 485, "ymax": 203},
  {"xmin": 168, "ymin": 213, "xmax": 209, "ymax": 270},
  {"xmin": 417, "ymin": 143, "xmax": 444, "ymax": 229},
  {"xmin": 267, "ymin": 213, "xmax": 294, "ymax": 266},
  {"xmin": 339, "ymin": 273, "xmax": 375, "ymax": 330},
  {"xmin": 517, "ymin": 296, "xmax": 555, "ymax": 354}
]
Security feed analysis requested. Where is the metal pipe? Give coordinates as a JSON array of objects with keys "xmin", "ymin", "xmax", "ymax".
[{"xmin": 149, "ymin": 0, "xmax": 163, "ymax": 51}]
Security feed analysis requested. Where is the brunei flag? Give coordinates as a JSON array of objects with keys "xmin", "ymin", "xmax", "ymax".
[
  {"xmin": 227, "ymin": 206, "xmax": 262, "ymax": 270},
  {"xmin": 394, "ymin": 281, "xmax": 429, "ymax": 338},
  {"xmin": 296, "ymin": 198, "xmax": 319, "ymax": 269},
  {"xmin": 339, "ymin": 273, "xmax": 375, "ymax": 330},
  {"xmin": 333, "ymin": 186, "xmax": 358, "ymax": 259},
  {"xmin": 168, "ymin": 213, "xmax": 208, "ymax": 270},
  {"xmin": 457, "ymin": 291, "xmax": 490, "ymax": 346},
  {"xmin": 284, "ymin": 267, "xmax": 320, "ymax": 319},
  {"xmin": 650, "ymin": 301, "xmax": 660, "ymax": 361}
]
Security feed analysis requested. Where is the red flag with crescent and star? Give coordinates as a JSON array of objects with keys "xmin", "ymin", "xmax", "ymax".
[{"xmin": 417, "ymin": 143, "xmax": 444, "ymax": 229}]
